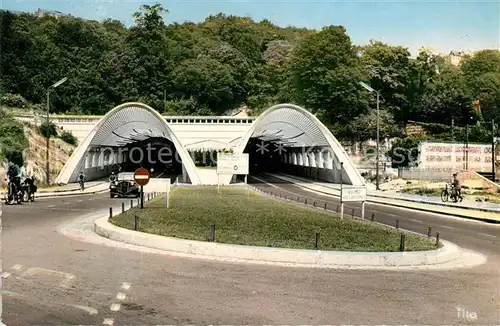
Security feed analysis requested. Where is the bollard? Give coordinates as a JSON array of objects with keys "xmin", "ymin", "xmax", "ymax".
[
  {"xmin": 399, "ymin": 234, "xmax": 405, "ymax": 251},
  {"xmin": 137, "ymin": 198, "xmax": 140, "ymax": 206},
  {"xmin": 313, "ymin": 201, "xmax": 316, "ymax": 207},
  {"xmin": 297, "ymin": 196, "xmax": 299, "ymax": 201},
  {"xmin": 133, "ymin": 215, "xmax": 139, "ymax": 231},
  {"xmin": 336, "ymin": 205, "xmax": 339, "ymax": 213},
  {"xmin": 427, "ymin": 227, "xmax": 432, "ymax": 238},
  {"xmin": 147, "ymin": 193, "xmax": 150, "ymax": 201},
  {"xmin": 324, "ymin": 202, "xmax": 327, "ymax": 210},
  {"xmin": 315, "ymin": 232, "xmax": 320, "ymax": 249},
  {"xmin": 395, "ymin": 220, "xmax": 399, "ymax": 229},
  {"xmin": 130, "ymin": 200, "xmax": 133, "ymax": 209},
  {"xmin": 305, "ymin": 198, "xmax": 308, "ymax": 205},
  {"xmin": 209, "ymin": 224, "xmax": 216, "ymax": 242},
  {"xmin": 435, "ymin": 232, "xmax": 440, "ymax": 246},
  {"xmin": 351, "ymin": 208, "xmax": 355, "ymax": 217},
  {"xmin": 121, "ymin": 202, "xmax": 125, "ymax": 213},
  {"xmin": 371, "ymin": 213, "xmax": 375, "ymax": 222},
  {"xmin": 109, "ymin": 207, "xmax": 113, "ymax": 218}
]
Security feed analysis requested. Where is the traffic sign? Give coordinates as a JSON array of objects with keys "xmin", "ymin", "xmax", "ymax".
[
  {"xmin": 134, "ymin": 167, "xmax": 150, "ymax": 186},
  {"xmin": 341, "ymin": 186, "xmax": 367, "ymax": 202},
  {"xmin": 217, "ymin": 153, "xmax": 249, "ymax": 175}
]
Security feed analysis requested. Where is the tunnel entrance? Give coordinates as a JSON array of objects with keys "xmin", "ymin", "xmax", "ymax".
[
  {"xmin": 119, "ymin": 137, "xmax": 184, "ymax": 180},
  {"xmin": 244, "ymin": 138, "xmax": 284, "ymax": 174}
]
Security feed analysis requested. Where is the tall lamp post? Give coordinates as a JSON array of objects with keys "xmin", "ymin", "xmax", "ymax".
[
  {"xmin": 359, "ymin": 81, "xmax": 380, "ymax": 190},
  {"xmin": 46, "ymin": 77, "xmax": 68, "ymax": 185}
]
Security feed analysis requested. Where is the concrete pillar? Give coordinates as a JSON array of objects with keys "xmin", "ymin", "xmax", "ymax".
[
  {"xmin": 297, "ymin": 152, "xmax": 303, "ymax": 166},
  {"xmin": 316, "ymin": 150, "xmax": 324, "ymax": 168},
  {"xmin": 303, "ymin": 152, "xmax": 309, "ymax": 167},
  {"xmin": 292, "ymin": 153, "xmax": 297, "ymax": 165},
  {"xmin": 85, "ymin": 153, "xmax": 91, "ymax": 169},
  {"xmin": 323, "ymin": 149, "xmax": 333, "ymax": 169},
  {"xmin": 309, "ymin": 151, "xmax": 316, "ymax": 168}
]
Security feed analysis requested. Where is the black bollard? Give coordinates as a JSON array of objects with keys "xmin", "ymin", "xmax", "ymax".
[
  {"xmin": 134, "ymin": 215, "xmax": 139, "ymax": 231},
  {"xmin": 209, "ymin": 224, "xmax": 216, "ymax": 242},
  {"xmin": 436, "ymin": 232, "xmax": 440, "ymax": 246},
  {"xmin": 324, "ymin": 202, "xmax": 327, "ymax": 210},
  {"xmin": 315, "ymin": 232, "xmax": 320, "ymax": 249},
  {"xmin": 371, "ymin": 213, "xmax": 375, "ymax": 222},
  {"xmin": 313, "ymin": 201, "xmax": 316, "ymax": 207},
  {"xmin": 351, "ymin": 208, "xmax": 355, "ymax": 217},
  {"xmin": 305, "ymin": 198, "xmax": 308, "ymax": 205},
  {"xmin": 122, "ymin": 202, "xmax": 125, "ymax": 213},
  {"xmin": 395, "ymin": 220, "xmax": 399, "ymax": 229},
  {"xmin": 399, "ymin": 234, "xmax": 405, "ymax": 251},
  {"xmin": 427, "ymin": 227, "xmax": 432, "ymax": 238},
  {"xmin": 130, "ymin": 200, "xmax": 133, "ymax": 209},
  {"xmin": 109, "ymin": 207, "xmax": 113, "ymax": 218}
]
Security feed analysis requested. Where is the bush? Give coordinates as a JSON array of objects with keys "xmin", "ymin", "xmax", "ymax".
[
  {"xmin": 39, "ymin": 122, "xmax": 58, "ymax": 138},
  {"xmin": 0, "ymin": 93, "xmax": 30, "ymax": 108},
  {"xmin": 0, "ymin": 109, "xmax": 28, "ymax": 164},
  {"xmin": 60, "ymin": 131, "xmax": 78, "ymax": 146}
]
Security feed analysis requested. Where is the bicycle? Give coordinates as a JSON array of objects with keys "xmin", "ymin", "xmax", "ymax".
[
  {"xmin": 441, "ymin": 183, "xmax": 462, "ymax": 203},
  {"xmin": 22, "ymin": 177, "xmax": 36, "ymax": 202},
  {"xmin": 4, "ymin": 179, "xmax": 22, "ymax": 205}
]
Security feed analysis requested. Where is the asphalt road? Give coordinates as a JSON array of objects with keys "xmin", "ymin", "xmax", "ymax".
[{"xmin": 1, "ymin": 179, "xmax": 499, "ymax": 325}]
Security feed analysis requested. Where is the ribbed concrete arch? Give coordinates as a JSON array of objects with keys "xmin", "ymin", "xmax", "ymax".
[
  {"xmin": 55, "ymin": 102, "xmax": 200, "ymax": 184},
  {"xmin": 236, "ymin": 103, "xmax": 364, "ymax": 186}
]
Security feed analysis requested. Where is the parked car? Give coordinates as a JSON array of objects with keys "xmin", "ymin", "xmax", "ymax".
[{"xmin": 109, "ymin": 172, "xmax": 140, "ymax": 198}]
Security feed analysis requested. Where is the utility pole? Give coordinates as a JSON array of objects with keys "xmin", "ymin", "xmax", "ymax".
[
  {"xmin": 451, "ymin": 118, "xmax": 454, "ymax": 142},
  {"xmin": 493, "ymin": 119, "xmax": 496, "ymax": 181},
  {"xmin": 465, "ymin": 124, "xmax": 469, "ymax": 170}
]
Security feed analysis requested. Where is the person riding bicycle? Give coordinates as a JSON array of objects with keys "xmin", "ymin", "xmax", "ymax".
[
  {"xmin": 452, "ymin": 173, "xmax": 463, "ymax": 201},
  {"xmin": 78, "ymin": 171, "xmax": 86, "ymax": 189},
  {"xmin": 6, "ymin": 161, "xmax": 21, "ymax": 197},
  {"xmin": 20, "ymin": 162, "xmax": 35, "ymax": 193},
  {"xmin": 109, "ymin": 172, "xmax": 117, "ymax": 183}
]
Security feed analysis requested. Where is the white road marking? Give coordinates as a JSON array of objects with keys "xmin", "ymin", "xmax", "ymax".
[
  {"xmin": 110, "ymin": 303, "xmax": 121, "ymax": 311},
  {"xmin": 121, "ymin": 282, "xmax": 131, "ymax": 290},
  {"xmin": 409, "ymin": 218, "xmax": 424, "ymax": 224},
  {"xmin": 478, "ymin": 232, "xmax": 496, "ymax": 238},
  {"xmin": 1, "ymin": 272, "xmax": 11, "ymax": 278},
  {"xmin": 116, "ymin": 292, "xmax": 126, "ymax": 300},
  {"xmin": 441, "ymin": 225, "xmax": 456, "ymax": 230},
  {"xmin": 103, "ymin": 318, "xmax": 114, "ymax": 325},
  {"xmin": 20, "ymin": 267, "xmax": 76, "ymax": 288},
  {"xmin": 48, "ymin": 204, "xmax": 55, "ymax": 208},
  {"xmin": 68, "ymin": 304, "xmax": 98, "ymax": 315},
  {"xmin": 78, "ymin": 200, "xmax": 83, "ymax": 202}
]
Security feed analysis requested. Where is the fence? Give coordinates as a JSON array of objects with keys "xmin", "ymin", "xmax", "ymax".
[{"xmin": 398, "ymin": 168, "xmax": 453, "ymax": 181}]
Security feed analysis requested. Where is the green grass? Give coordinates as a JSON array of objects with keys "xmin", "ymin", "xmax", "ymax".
[{"xmin": 109, "ymin": 186, "xmax": 438, "ymax": 252}]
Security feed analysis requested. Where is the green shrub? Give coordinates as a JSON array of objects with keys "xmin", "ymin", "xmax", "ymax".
[
  {"xmin": 60, "ymin": 131, "xmax": 78, "ymax": 146},
  {"xmin": 0, "ymin": 108, "xmax": 28, "ymax": 164},
  {"xmin": 0, "ymin": 93, "xmax": 30, "ymax": 108},
  {"xmin": 39, "ymin": 122, "xmax": 58, "ymax": 138}
]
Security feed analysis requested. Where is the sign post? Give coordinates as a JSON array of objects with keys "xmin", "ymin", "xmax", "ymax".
[
  {"xmin": 340, "ymin": 162, "xmax": 344, "ymax": 219},
  {"xmin": 134, "ymin": 167, "xmax": 150, "ymax": 209}
]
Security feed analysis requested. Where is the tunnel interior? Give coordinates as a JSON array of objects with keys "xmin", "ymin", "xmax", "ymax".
[
  {"xmin": 120, "ymin": 137, "xmax": 183, "ymax": 180},
  {"xmin": 244, "ymin": 138, "xmax": 284, "ymax": 174}
]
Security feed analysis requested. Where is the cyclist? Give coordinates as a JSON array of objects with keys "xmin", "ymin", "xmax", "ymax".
[
  {"xmin": 20, "ymin": 162, "xmax": 35, "ymax": 197},
  {"xmin": 78, "ymin": 171, "xmax": 86, "ymax": 190},
  {"xmin": 109, "ymin": 172, "xmax": 117, "ymax": 183},
  {"xmin": 6, "ymin": 161, "xmax": 21, "ymax": 198},
  {"xmin": 451, "ymin": 173, "xmax": 463, "ymax": 201}
]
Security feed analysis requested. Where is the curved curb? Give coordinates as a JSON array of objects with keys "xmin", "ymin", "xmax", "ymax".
[{"xmin": 94, "ymin": 216, "xmax": 467, "ymax": 269}]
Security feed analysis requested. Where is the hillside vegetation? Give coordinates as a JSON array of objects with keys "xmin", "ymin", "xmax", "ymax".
[{"xmin": 0, "ymin": 109, "xmax": 76, "ymax": 187}]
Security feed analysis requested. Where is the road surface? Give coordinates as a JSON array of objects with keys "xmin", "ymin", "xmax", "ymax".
[{"xmin": 1, "ymin": 180, "xmax": 499, "ymax": 324}]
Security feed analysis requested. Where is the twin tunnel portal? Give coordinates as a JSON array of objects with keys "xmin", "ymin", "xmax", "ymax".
[{"xmin": 55, "ymin": 103, "xmax": 365, "ymax": 188}]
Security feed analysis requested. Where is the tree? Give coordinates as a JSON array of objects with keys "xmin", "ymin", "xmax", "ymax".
[{"xmin": 287, "ymin": 25, "xmax": 368, "ymax": 125}]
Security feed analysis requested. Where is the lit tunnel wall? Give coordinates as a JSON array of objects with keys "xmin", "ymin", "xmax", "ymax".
[{"xmin": 55, "ymin": 102, "xmax": 200, "ymax": 185}]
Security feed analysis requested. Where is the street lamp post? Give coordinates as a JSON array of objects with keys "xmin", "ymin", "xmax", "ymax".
[
  {"xmin": 359, "ymin": 81, "xmax": 380, "ymax": 190},
  {"xmin": 46, "ymin": 77, "xmax": 68, "ymax": 185}
]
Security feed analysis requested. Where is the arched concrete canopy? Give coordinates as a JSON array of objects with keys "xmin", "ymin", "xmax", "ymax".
[
  {"xmin": 236, "ymin": 103, "xmax": 364, "ymax": 186},
  {"xmin": 55, "ymin": 102, "xmax": 200, "ymax": 184}
]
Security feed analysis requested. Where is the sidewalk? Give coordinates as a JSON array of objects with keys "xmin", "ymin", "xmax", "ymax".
[{"xmin": 265, "ymin": 173, "xmax": 500, "ymax": 223}]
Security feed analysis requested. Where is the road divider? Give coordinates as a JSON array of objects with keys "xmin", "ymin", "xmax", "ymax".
[{"xmin": 93, "ymin": 188, "xmax": 486, "ymax": 270}]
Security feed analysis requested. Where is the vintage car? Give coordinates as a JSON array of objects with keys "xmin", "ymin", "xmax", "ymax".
[{"xmin": 109, "ymin": 172, "xmax": 140, "ymax": 198}]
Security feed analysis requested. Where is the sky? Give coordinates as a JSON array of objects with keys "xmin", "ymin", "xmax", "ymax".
[{"xmin": 2, "ymin": 0, "xmax": 499, "ymax": 56}]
